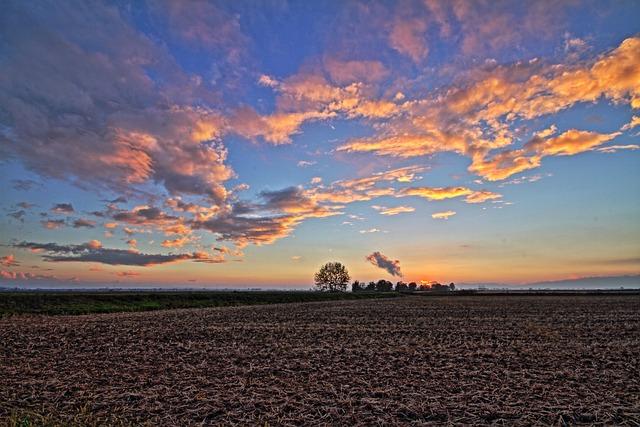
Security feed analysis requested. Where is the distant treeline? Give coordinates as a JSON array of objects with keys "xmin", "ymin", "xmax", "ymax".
[{"xmin": 351, "ymin": 280, "xmax": 455, "ymax": 293}]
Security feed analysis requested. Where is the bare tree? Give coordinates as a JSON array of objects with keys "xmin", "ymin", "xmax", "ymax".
[{"xmin": 314, "ymin": 262, "xmax": 350, "ymax": 292}]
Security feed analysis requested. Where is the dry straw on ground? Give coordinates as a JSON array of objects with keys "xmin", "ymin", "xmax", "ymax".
[{"xmin": 1, "ymin": 295, "xmax": 639, "ymax": 425}]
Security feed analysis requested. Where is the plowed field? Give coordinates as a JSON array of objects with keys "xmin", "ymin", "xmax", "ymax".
[{"xmin": 1, "ymin": 295, "xmax": 639, "ymax": 425}]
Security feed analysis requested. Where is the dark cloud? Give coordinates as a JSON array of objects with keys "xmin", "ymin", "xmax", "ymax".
[
  {"xmin": 13, "ymin": 241, "xmax": 214, "ymax": 266},
  {"xmin": 72, "ymin": 218, "xmax": 96, "ymax": 228},
  {"xmin": 365, "ymin": 251, "xmax": 402, "ymax": 277},
  {"xmin": 8, "ymin": 210, "xmax": 26, "ymax": 222},
  {"xmin": 10, "ymin": 179, "xmax": 40, "ymax": 191},
  {"xmin": 17, "ymin": 202, "xmax": 35, "ymax": 209},
  {"xmin": 51, "ymin": 203, "xmax": 74, "ymax": 214},
  {"xmin": 106, "ymin": 196, "xmax": 127, "ymax": 204},
  {"xmin": 112, "ymin": 207, "xmax": 178, "ymax": 223},
  {"xmin": 259, "ymin": 187, "xmax": 306, "ymax": 211}
]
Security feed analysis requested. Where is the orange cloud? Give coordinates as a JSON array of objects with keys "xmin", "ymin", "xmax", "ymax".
[
  {"xmin": 336, "ymin": 37, "xmax": 639, "ymax": 181},
  {"xmin": 1, "ymin": 254, "xmax": 19, "ymax": 267},
  {"xmin": 526, "ymin": 130, "xmax": 620, "ymax": 157},
  {"xmin": 372, "ymin": 205, "xmax": 415, "ymax": 216},
  {"xmin": 470, "ymin": 130, "xmax": 619, "ymax": 181},
  {"xmin": 389, "ymin": 18, "xmax": 428, "ymax": 62},
  {"xmin": 398, "ymin": 186, "xmax": 472, "ymax": 201},
  {"xmin": 465, "ymin": 191, "xmax": 503, "ymax": 204},
  {"xmin": 469, "ymin": 150, "xmax": 542, "ymax": 182},
  {"xmin": 161, "ymin": 237, "xmax": 191, "ymax": 248}
]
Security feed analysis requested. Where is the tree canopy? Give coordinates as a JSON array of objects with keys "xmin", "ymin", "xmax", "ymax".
[{"xmin": 314, "ymin": 262, "xmax": 350, "ymax": 292}]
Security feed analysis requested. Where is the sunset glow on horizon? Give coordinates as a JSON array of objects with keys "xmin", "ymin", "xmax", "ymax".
[{"xmin": 1, "ymin": 0, "xmax": 639, "ymax": 288}]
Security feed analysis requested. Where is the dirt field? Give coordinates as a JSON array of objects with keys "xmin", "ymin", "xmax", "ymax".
[{"xmin": 1, "ymin": 295, "xmax": 639, "ymax": 425}]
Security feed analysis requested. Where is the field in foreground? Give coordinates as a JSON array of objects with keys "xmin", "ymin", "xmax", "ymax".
[
  {"xmin": 0, "ymin": 290, "xmax": 399, "ymax": 316},
  {"xmin": 1, "ymin": 295, "xmax": 639, "ymax": 425}
]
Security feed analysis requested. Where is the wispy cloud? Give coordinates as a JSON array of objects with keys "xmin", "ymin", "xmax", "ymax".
[
  {"xmin": 431, "ymin": 210, "xmax": 456, "ymax": 220},
  {"xmin": 371, "ymin": 205, "xmax": 415, "ymax": 216}
]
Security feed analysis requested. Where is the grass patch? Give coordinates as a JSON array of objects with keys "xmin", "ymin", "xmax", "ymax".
[{"xmin": 0, "ymin": 291, "xmax": 400, "ymax": 316}]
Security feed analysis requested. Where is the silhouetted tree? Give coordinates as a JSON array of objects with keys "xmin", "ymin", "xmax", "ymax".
[
  {"xmin": 366, "ymin": 281, "xmax": 376, "ymax": 291},
  {"xmin": 376, "ymin": 279, "xmax": 393, "ymax": 292},
  {"xmin": 351, "ymin": 280, "xmax": 364, "ymax": 292},
  {"xmin": 408, "ymin": 282, "xmax": 417, "ymax": 292},
  {"xmin": 418, "ymin": 281, "xmax": 454, "ymax": 292},
  {"xmin": 418, "ymin": 283, "xmax": 431, "ymax": 291},
  {"xmin": 395, "ymin": 281, "xmax": 408, "ymax": 292},
  {"xmin": 314, "ymin": 262, "xmax": 350, "ymax": 292}
]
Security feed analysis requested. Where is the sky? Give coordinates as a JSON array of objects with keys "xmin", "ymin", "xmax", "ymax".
[{"xmin": 0, "ymin": 0, "xmax": 639, "ymax": 288}]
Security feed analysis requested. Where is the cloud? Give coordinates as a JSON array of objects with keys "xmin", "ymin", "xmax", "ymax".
[
  {"xmin": 371, "ymin": 205, "xmax": 415, "ymax": 216},
  {"xmin": 465, "ymin": 191, "xmax": 502, "ymax": 204},
  {"xmin": 153, "ymin": 0, "xmax": 247, "ymax": 62},
  {"xmin": 1, "ymin": 254, "xmax": 19, "ymax": 267},
  {"xmin": 336, "ymin": 36, "xmax": 639, "ymax": 181},
  {"xmin": 243, "ymin": 71, "xmax": 401, "ymax": 144},
  {"xmin": 0, "ymin": 2, "xmax": 235, "ymax": 204},
  {"xmin": 111, "ymin": 205, "xmax": 190, "ymax": 236},
  {"xmin": 365, "ymin": 251, "xmax": 402, "ymax": 277},
  {"xmin": 323, "ymin": 58, "xmax": 389, "ymax": 84},
  {"xmin": 161, "ymin": 237, "xmax": 190, "ymax": 248},
  {"xmin": 297, "ymin": 160, "xmax": 317, "ymax": 167},
  {"xmin": 2, "ymin": 4, "xmax": 634, "ymax": 261},
  {"xmin": 107, "ymin": 196, "xmax": 127, "ymax": 204},
  {"xmin": 229, "ymin": 106, "xmax": 335, "ymax": 145},
  {"xmin": 72, "ymin": 218, "xmax": 96, "ymax": 228},
  {"xmin": 115, "ymin": 271, "xmax": 140, "ymax": 278},
  {"xmin": 470, "ymin": 130, "xmax": 619, "ymax": 181},
  {"xmin": 621, "ymin": 116, "xmax": 640, "ymax": 131},
  {"xmin": 524, "ymin": 130, "xmax": 620, "ymax": 157},
  {"xmin": 359, "ymin": 228, "xmax": 381, "ymax": 234},
  {"xmin": 431, "ymin": 210, "xmax": 456, "ymax": 220},
  {"xmin": 596, "ymin": 144, "xmax": 639, "ymax": 154},
  {"xmin": 291, "ymin": 256, "xmax": 302, "ymax": 262},
  {"xmin": 398, "ymin": 186, "xmax": 472, "ymax": 201},
  {"xmin": 51, "ymin": 203, "xmax": 74, "ymax": 214},
  {"xmin": 11, "ymin": 179, "xmax": 40, "ymax": 191},
  {"xmin": 389, "ymin": 18, "xmax": 428, "ymax": 63},
  {"xmin": 192, "ymin": 186, "xmax": 342, "ymax": 247},
  {"xmin": 0, "ymin": 270, "xmax": 65, "ymax": 282},
  {"xmin": 13, "ymin": 241, "xmax": 212, "ymax": 266},
  {"xmin": 41, "ymin": 219, "xmax": 65, "ymax": 230},
  {"xmin": 8, "ymin": 210, "xmax": 26, "ymax": 222}
]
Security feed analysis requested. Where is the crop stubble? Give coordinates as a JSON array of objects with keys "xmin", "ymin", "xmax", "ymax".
[{"xmin": 1, "ymin": 295, "xmax": 639, "ymax": 425}]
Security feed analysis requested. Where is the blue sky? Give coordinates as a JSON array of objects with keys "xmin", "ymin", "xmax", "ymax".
[{"xmin": 0, "ymin": 0, "xmax": 639, "ymax": 287}]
